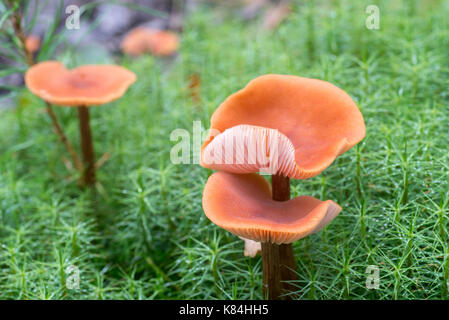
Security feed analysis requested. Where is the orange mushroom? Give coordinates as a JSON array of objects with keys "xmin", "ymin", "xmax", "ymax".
[
  {"xmin": 25, "ymin": 61, "xmax": 136, "ymax": 106},
  {"xmin": 25, "ymin": 61, "xmax": 136, "ymax": 186},
  {"xmin": 121, "ymin": 27, "xmax": 179, "ymax": 57},
  {"xmin": 201, "ymin": 74, "xmax": 365, "ymax": 179},
  {"xmin": 25, "ymin": 35, "xmax": 41, "ymax": 54},
  {"xmin": 203, "ymin": 172, "xmax": 341, "ymax": 244},
  {"xmin": 200, "ymin": 74, "xmax": 365, "ymax": 299}
]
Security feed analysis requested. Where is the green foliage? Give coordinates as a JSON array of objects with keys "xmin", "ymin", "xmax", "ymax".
[{"xmin": 1, "ymin": 0, "xmax": 449, "ymax": 299}]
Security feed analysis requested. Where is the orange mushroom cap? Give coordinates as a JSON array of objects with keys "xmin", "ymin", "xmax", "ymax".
[
  {"xmin": 121, "ymin": 27, "xmax": 179, "ymax": 57},
  {"xmin": 24, "ymin": 61, "xmax": 136, "ymax": 106},
  {"xmin": 25, "ymin": 35, "xmax": 41, "ymax": 54},
  {"xmin": 202, "ymin": 172, "xmax": 341, "ymax": 244},
  {"xmin": 201, "ymin": 74, "xmax": 366, "ymax": 179}
]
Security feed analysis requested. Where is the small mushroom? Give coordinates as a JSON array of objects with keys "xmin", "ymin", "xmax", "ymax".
[
  {"xmin": 200, "ymin": 74, "xmax": 365, "ymax": 299},
  {"xmin": 121, "ymin": 27, "xmax": 179, "ymax": 57},
  {"xmin": 25, "ymin": 61, "xmax": 136, "ymax": 186},
  {"xmin": 25, "ymin": 35, "xmax": 41, "ymax": 54}
]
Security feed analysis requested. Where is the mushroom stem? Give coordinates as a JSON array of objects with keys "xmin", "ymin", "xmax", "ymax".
[
  {"xmin": 262, "ymin": 242, "xmax": 282, "ymax": 299},
  {"xmin": 262, "ymin": 174, "xmax": 299, "ymax": 299},
  {"xmin": 272, "ymin": 174, "xmax": 299, "ymax": 297},
  {"xmin": 77, "ymin": 106, "xmax": 96, "ymax": 186},
  {"xmin": 279, "ymin": 242, "xmax": 299, "ymax": 296},
  {"xmin": 46, "ymin": 103, "xmax": 83, "ymax": 172}
]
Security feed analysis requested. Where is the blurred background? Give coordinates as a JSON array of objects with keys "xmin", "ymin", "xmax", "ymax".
[{"xmin": 0, "ymin": 0, "xmax": 294, "ymax": 106}]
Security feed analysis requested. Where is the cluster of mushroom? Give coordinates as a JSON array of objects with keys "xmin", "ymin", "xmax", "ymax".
[
  {"xmin": 25, "ymin": 61, "xmax": 136, "ymax": 187},
  {"xmin": 200, "ymin": 74, "xmax": 365, "ymax": 299}
]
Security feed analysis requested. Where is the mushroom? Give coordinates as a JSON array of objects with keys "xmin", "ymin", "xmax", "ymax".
[
  {"xmin": 200, "ymin": 74, "xmax": 365, "ymax": 299},
  {"xmin": 25, "ymin": 35, "xmax": 41, "ymax": 54},
  {"xmin": 121, "ymin": 27, "xmax": 179, "ymax": 57},
  {"xmin": 201, "ymin": 74, "xmax": 365, "ymax": 179},
  {"xmin": 25, "ymin": 61, "xmax": 136, "ymax": 186},
  {"xmin": 204, "ymin": 173, "xmax": 341, "ymax": 244}
]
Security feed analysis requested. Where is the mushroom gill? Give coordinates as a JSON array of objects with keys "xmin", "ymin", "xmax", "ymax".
[{"xmin": 200, "ymin": 74, "xmax": 366, "ymax": 179}]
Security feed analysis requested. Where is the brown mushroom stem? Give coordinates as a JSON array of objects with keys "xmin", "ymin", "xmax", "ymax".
[
  {"xmin": 77, "ymin": 106, "xmax": 96, "ymax": 186},
  {"xmin": 46, "ymin": 103, "xmax": 83, "ymax": 172},
  {"xmin": 262, "ymin": 174, "xmax": 298, "ymax": 299},
  {"xmin": 262, "ymin": 242, "xmax": 282, "ymax": 299},
  {"xmin": 273, "ymin": 175, "xmax": 299, "ymax": 296},
  {"xmin": 278, "ymin": 243, "xmax": 298, "ymax": 294}
]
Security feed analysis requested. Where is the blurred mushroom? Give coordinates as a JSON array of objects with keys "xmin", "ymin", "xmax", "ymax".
[
  {"xmin": 200, "ymin": 74, "xmax": 365, "ymax": 299},
  {"xmin": 25, "ymin": 61, "xmax": 136, "ymax": 186},
  {"xmin": 120, "ymin": 27, "xmax": 149, "ymax": 57},
  {"xmin": 25, "ymin": 35, "xmax": 41, "ymax": 54},
  {"xmin": 121, "ymin": 27, "xmax": 179, "ymax": 57}
]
